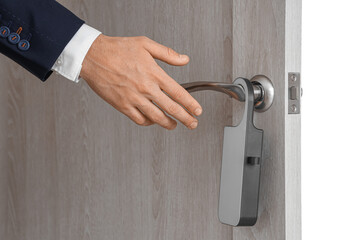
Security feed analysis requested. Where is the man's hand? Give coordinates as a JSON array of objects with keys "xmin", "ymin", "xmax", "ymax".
[{"xmin": 80, "ymin": 35, "xmax": 202, "ymax": 130}]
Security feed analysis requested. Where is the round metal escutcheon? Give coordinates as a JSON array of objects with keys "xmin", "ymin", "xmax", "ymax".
[{"xmin": 250, "ymin": 75, "xmax": 275, "ymax": 112}]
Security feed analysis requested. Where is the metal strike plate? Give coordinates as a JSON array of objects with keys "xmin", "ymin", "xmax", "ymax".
[{"xmin": 288, "ymin": 72, "xmax": 301, "ymax": 114}]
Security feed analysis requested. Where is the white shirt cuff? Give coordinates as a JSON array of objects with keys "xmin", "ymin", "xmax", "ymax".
[{"xmin": 51, "ymin": 24, "xmax": 101, "ymax": 83}]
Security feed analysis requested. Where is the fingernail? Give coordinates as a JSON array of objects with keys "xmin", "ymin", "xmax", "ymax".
[
  {"xmin": 180, "ymin": 54, "xmax": 189, "ymax": 60},
  {"xmin": 189, "ymin": 121, "xmax": 198, "ymax": 129},
  {"xmin": 194, "ymin": 108, "xmax": 202, "ymax": 116}
]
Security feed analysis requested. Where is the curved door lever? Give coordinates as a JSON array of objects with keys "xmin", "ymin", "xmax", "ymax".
[
  {"xmin": 181, "ymin": 81, "xmax": 263, "ymax": 103},
  {"xmin": 182, "ymin": 76, "xmax": 271, "ymax": 226}
]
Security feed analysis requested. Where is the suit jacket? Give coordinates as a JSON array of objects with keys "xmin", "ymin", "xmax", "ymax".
[{"xmin": 0, "ymin": 0, "xmax": 84, "ymax": 81}]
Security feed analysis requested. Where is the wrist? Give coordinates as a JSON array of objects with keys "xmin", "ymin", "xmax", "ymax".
[{"xmin": 80, "ymin": 34, "xmax": 106, "ymax": 81}]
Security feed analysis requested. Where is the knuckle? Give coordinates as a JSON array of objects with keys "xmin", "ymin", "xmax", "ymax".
[
  {"xmin": 137, "ymin": 84, "xmax": 147, "ymax": 94},
  {"xmin": 184, "ymin": 116, "xmax": 196, "ymax": 127},
  {"xmin": 115, "ymin": 101, "xmax": 132, "ymax": 113},
  {"xmin": 186, "ymin": 101, "xmax": 198, "ymax": 111},
  {"xmin": 151, "ymin": 113, "xmax": 163, "ymax": 124},
  {"xmin": 167, "ymin": 47, "xmax": 178, "ymax": 57},
  {"xmin": 136, "ymin": 98, "xmax": 149, "ymax": 109},
  {"xmin": 138, "ymin": 36, "xmax": 149, "ymax": 44},
  {"xmin": 138, "ymin": 81, "xmax": 156, "ymax": 94},
  {"xmin": 167, "ymin": 103, "xmax": 180, "ymax": 115},
  {"xmin": 173, "ymin": 88, "xmax": 185, "ymax": 99}
]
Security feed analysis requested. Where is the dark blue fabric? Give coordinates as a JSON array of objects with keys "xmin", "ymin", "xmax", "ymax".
[{"xmin": 0, "ymin": 0, "xmax": 84, "ymax": 81}]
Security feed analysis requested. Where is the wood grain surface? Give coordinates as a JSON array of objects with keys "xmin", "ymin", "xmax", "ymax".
[
  {"xmin": 0, "ymin": 0, "xmax": 301, "ymax": 239},
  {"xmin": 232, "ymin": 0, "xmax": 302, "ymax": 239},
  {"xmin": 1, "ymin": 0, "xmax": 234, "ymax": 239}
]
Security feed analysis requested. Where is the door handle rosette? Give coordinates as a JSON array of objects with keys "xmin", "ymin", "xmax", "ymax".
[{"xmin": 181, "ymin": 76, "xmax": 274, "ymax": 226}]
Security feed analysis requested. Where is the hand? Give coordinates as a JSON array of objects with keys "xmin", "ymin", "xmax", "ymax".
[{"xmin": 80, "ymin": 35, "xmax": 202, "ymax": 130}]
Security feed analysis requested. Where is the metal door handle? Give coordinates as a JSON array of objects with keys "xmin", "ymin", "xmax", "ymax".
[
  {"xmin": 181, "ymin": 75, "xmax": 274, "ymax": 112},
  {"xmin": 181, "ymin": 75, "xmax": 274, "ymax": 227},
  {"xmin": 181, "ymin": 81, "xmax": 263, "ymax": 102}
]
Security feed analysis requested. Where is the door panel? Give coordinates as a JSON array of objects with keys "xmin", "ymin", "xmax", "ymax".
[{"xmin": 0, "ymin": 0, "xmax": 301, "ymax": 239}]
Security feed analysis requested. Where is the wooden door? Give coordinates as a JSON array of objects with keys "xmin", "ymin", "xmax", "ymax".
[{"xmin": 0, "ymin": 0, "xmax": 301, "ymax": 239}]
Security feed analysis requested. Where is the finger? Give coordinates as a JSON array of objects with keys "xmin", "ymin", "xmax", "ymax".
[
  {"xmin": 122, "ymin": 107, "xmax": 154, "ymax": 126},
  {"xmin": 143, "ymin": 38, "xmax": 190, "ymax": 66},
  {"xmin": 156, "ymin": 69, "xmax": 203, "ymax": 117},
  {"xmin": 136, "ymin": 99, "xmax": 177, "ymax": 130},
  {"xmin": 151, "ymin": 90, "xmax": 198, "ymax": 129}
]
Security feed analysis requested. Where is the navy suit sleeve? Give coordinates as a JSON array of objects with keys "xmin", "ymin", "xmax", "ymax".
[{"xmin": 0, "ymin": 0, "xmax": 84, "ymax": 81}]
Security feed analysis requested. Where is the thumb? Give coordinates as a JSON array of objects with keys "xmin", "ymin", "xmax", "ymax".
[{"xmin": 143, "ymin": 38, "xmax": 190, "ymax": 66}]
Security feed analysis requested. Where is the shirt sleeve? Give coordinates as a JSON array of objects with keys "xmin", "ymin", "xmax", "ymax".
[{"xmin": 51, "ymin": 24, "xmax": 101, "ymax": 83}]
